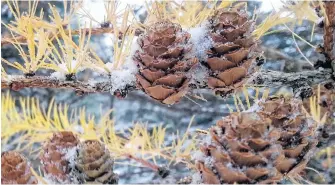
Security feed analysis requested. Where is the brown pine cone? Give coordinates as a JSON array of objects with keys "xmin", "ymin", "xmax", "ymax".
[
  {"xmin": 195, "ymin": 97, "xmax": 320, "ymax": 184},
  {"xmin": 135, "ymin": 20, "xmax": 198, "ymax": 104},
  {"xmin": 206, "ymin": 9, "xmax": 258, "ymax": 95},
  {"xmin": 1, "ymin": 151, "xmax": 37, "ymax": 184},
  {"xmin": 40, "ymin": 131, "xmax": 79, "ymax": 183},
  {"xmin": 73, "ymin": 140, "xmax": 118, "ymax": 184}
]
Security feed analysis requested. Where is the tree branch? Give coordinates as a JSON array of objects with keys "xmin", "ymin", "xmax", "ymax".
[
  {"xmin": 252, "ymin": 68, "xmax": 333, "ymax": 98},
  {"xmin": 3, "ymin": 68, "xmax": 333, "ymax": 95}
]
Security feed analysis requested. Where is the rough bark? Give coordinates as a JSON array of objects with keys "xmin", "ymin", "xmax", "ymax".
[{"xmin": 252, "ymin": 68, "xmax": 333, "ymax": 98}]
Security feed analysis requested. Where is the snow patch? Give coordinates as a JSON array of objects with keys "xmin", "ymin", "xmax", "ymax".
[
  {"xmin": 61, "ymin": 146, "xmax": 78, "ymax": 170},
  {"xmin": 204, "ymin": 156, "xmax": 214, "ymax": 167},
  {"xmin": 109, "ymin": 37, "xmax": 140, "ymax": 93},
  {"xmin": 50, "ymin": 60, "xmax": 86, "ymax": 80},
  {"xmin": 191, "ymin": 172, "xmax": 202, "ymax": 184},
  {"xmin": 191, "ymin": 150, "xmax": 206, "ymax": 161},
  {"xmin": 72, "ymin": 125, "xmax": 84, "ymax": 134},
  {"xmin": 187, "ymin": 23, "xmax": 213, "ymax": 61},
  {"xmin": 51, "ymin": 71, "xmax": 66, "ymax": 80},
  {"xmin": 190, "ymin": 65, "xmax": 209, "ymax": 86}
]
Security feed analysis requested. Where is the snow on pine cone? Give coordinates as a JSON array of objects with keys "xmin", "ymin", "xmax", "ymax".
[
  {"xmin": 206, "ymin": 9, "xmax": 258, "ymax": 95},
  {"xmin": 194, "ymin": 97, "xmax": 320, "ymax": 184},
  {"xmin": 72, "ymin": 140, "xmax": 118, "ymax": 184},
  {"xmin": 40, "ymin": 131, "xmax": 79, "ymax": 183},
  {"xmin": 135, "ymin": 20, "xmax": 198, "ymax": 104},
  {"xmin": 1, "ymin": 151, "xmax": 37, "ymax": 184}
]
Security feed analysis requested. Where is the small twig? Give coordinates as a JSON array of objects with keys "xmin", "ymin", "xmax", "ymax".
[
  {"xmin": 124, "ymin": 153, "xmax": 170, "ymax": 178},
  {"xmin": 124, "ymin": 153, "xmax": 160, "ymax": 171}
]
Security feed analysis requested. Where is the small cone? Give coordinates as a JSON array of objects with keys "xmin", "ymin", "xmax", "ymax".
[
  {"xmin": 73, "ymin": 140, "xmax": 118, "ymax": 184},
  {"xmin": 40, "ymin": 131, "xmax": 79, "ymax": 183},
  {"xmin": 195, "ymin": 97, "xmax": 319, "ymax": 184},
  {"xmin": 135, "ymin": 20, "xmax": 198, "ymax": 104},
  {"xmin": 206, "ymin": 9, "xmax": 258, "ymax": 95},
  {"xmin": 1, "ymin": 151, "xmax": 37, "ymax": 184}
]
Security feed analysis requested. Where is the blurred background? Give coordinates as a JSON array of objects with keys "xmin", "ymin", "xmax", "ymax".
[{"xmin": 1, "ymin": 0, "xmax": 334, "ymax": 183}]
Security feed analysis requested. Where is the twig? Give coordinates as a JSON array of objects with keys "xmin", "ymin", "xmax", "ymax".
[
  {"xmin": 125, "ymin": 153, "xmax": 160, "ymax": 171},
  {"xmin": 124, "ymin": 153, "xmax": 170, "ymax": 178}
]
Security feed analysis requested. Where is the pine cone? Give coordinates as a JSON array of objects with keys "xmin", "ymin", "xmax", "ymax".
[
  {"xmin": 1, "ymin": 151, "xmax": 37, "ymax": 184},
  {"xmin": 135, "ymin": 20, "xmax": 198, "ymax": 104},
  {"xmin": 40, "ymin": 131, "xmax": 79, "ymax": 183},
  {"xmin": 206, "ymin": 9, "xmax": 258, "ymax": 95},
  {"xmin": 195, "ymin": 97, "xmax": 319, "ymax": 184},
  {"xmin": 73, "ymin": 140, "xmax": 118, "ymax": 184}
]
